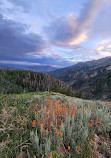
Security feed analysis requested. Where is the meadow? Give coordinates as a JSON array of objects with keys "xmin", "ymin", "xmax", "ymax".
[{"xmin": 0, "ymin": 92, "xmax": 111, "ymax": 158}]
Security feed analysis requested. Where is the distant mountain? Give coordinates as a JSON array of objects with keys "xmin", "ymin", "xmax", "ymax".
[
  {"xmin": 27, "ymin": 65, "xmax": 58, "ymax": 73},
  {"xmin": 0, "ymin": 68, "xmax": 75, "ymax": 96},
  {"xmin": 0, "ymin": 63, "xmax": 58, "ymax": 73},
  {"xmin": 49, "ymin": 57, "xmax": 111, "ymax": 100}
]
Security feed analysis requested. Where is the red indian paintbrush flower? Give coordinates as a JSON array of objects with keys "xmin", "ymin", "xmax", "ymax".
[
  {"xmin": 83, "ymin": 110, "xmax": 85, "ymax": 113},
  {"xmin": 47, "ymin": 99, "xmax": 49, "ymax": 104},
  {"xmin": 68, "ymin": 146, "xmax": 70, "ymax": 150},
  {"xmin": 56, "ymin": 131, "xmax": 59, "ymax": 135},
  {"xmin": 89, "ymin": 123, "xmax": 92, "ymax": 127},
  {"xmin": 32, "ymin": 120, "xmax": 36, "ymax": 127},
  {"xmin": 42, "ymin": 130, "xmax": 46, "ymax": 134},
  {"xmin": 36, "ymin": 104, "xmax": 38, "ymax": 108},
  {"xmin": 55, "ymin": 100, "xmax": 58, "ymax": 105},
  {"xmin": 42, "ymin": 123, "xmax": 45, "ymax": 128},
  {"xmin": 98, "ymin": 118, "xmax": 102, "ymax": 122},
  {"xmin": 91, "ymin": 120, "xmax": 94, "ymax": 123},
  {"xmin": 55, "ymin": 119, "xmax": 57, "ymax": 124},
  {"xmin": 78, "ymin": 146, "xmax": 81, "ymax": 151},
  {"xmin": 50, "ymin": 121, "xmax": 54, "ymax": 127},
  {"xmin": 49, "ymin": 153, "xmax": 52, "ymax": 157},
  {"xmin": 72, "ymin": 110, "xmax": 75, "ymax": 115}
]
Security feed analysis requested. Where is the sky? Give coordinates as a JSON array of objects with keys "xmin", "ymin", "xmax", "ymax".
[{"xmin": 0, "ymin": 0, "xmax": 111, "ymax": 68}]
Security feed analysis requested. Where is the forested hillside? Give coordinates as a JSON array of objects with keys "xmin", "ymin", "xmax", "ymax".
[
  {"xmin": 0, "ymin": 68, "xmax": 74, "ymax": 96},
  {"xmin": 50, "ymin": 57, "xmax": 111, "ymax": 100}
]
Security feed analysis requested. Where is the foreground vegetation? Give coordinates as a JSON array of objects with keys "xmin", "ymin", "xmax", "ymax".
[{"xmin": 0, "ymin": 92, "xmax": 111, "ymax": 158}]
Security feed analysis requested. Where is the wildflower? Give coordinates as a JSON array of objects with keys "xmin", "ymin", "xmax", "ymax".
[
  {"xmin": 55, "ymin": 100, "xmax": 58, "ymax": 105},
  {"xmin": 55, "ymin": 128, "xmax": 58, "ymax": 132},
  {"xmin": 50, "ymin": 121, "xmax": 54, "ymax": 127},
  {"xmin": 59, "ymin": 117, "xmax": 61, "ymax": 121},
  {"xmin": 91, "ymin": 120, "xmax": 94, "ymax": 123},
  {"xmin": 60, "ymin": 132, "xmax": 63, "ymax": 136},
  {"xmin": 51, "ymin": 111, "xmax": 53, "ymax": 115},
  {"xmin": 38, "ymin": 122, "xmax": 41, "ymax": 126},
  {"xmin": 98, "ymin": 118, "xmax": 102, "ymax": 122},
  {"xmin": 42, "ymin": 130, "xmax": 46, "ymax": 134},
  {"xmin": 51, "ymin": 136, "xmax": 52, "ymax": 140},
  {"xmin": 55, "ymin": 119, "xmax": 57, "ymax": 125},
  {"xmin": 49, "ymin": 152, "xmax": 52, "ymax": 157},
  {"xmin": 63, "ymin": 109, "xmax": 66, "ymax": 113},
  {"xmin": 96, "ymin": 124, "xmax": 98, "ymax": 126},
  {"xmin": 59, "ymin": 125, "xmax": 62, "ymax": 128},
  {"xmin": 50, "ymin": 100, "xmax": 53, "ymax": 105},
  {"xmin": 83, "ymin": 110, "xmax": 85, "ymax": 113},
  {"xmin": 42, "ymin": 123, "xmax": 45, "ymax": 128},
  {"xmin": 72, "ymin": 110, "xmax": 75, "ymax": 115},
  {"xmin": 50, "ymin": 130, "xmax": 52, "ymax": 134},
  {"xmin": 32, "ymin": 120, "xmax": 36, "ymax": 127},
  {"xmin": 36, "ymin": 104, "xmax": 38, "ymax": 108},
  {"xmin": 57, "ymin": 131, "xmax": 59, "ymax": 135},
  {"xmin": 78, "ymin": 146, "xmax": 80, "ymax": 151},
  {"xmin": 68, "ymin": 146, "xmax": 70, "ymax": 150},
  {"xmin": 89, "ymin": 123, "xmax": 92, "ymax": 127},
  {"xmin": 44, "ymin": 105, "xmax": 46, "ymax": 109}
]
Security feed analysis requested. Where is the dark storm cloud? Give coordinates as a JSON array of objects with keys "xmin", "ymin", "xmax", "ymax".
[
  {"xmin": 7, "ymin": 0, "xmax": 31, "ymax": 11},
  {"xmin": 44, "ymin": 0, "xmax": 109, "ymax": 47},
  {"xmin": 0, "ymin": 14, "xmax": 47, "ymax": 60}
]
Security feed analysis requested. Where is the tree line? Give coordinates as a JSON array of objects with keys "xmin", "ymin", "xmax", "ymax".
[{"xmin": 0, "ymin": 68, "xmax": 75, "ymax": 96}]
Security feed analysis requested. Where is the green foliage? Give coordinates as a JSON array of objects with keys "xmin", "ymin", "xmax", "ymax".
[
  {"xmin": 51, "ymin": 84, "xmax": 74, "ymax": 96},
  {"xmin": 52, "ymin": 151, "xmax": 59, "ymax": 158},
  {"xmin": 75, "ymin": 92, "xmax": 83, "ymax": 98},
  {"xmin": 0, "ymin": 68, "xmax": 74, "ymax": 97}
]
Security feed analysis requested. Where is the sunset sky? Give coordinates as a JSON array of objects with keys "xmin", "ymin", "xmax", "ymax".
[{"xmin": 0, "ymin": 0, "xmax": 111, "ymax": 68}]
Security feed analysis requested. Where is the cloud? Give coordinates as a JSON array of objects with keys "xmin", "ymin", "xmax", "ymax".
[
  {"xmin": 91, "ymin": 1, "xmax": 111, "ymax": 39},
  {"xmin": 44, "ymin": 0, "xmax": 109, "ymax": 47},
  {"xmin": 95, "ymin": 40, "xmax": 111, "ymax": 58},
  {"xmin": 0, "ymin": 13, "xmax": 47, "ymax": 60},
  {"xmin": 96, "ymin": 45, "xmax": 104, "ymax": 51},
  {"xmin": 108, "ymin": 45, "xmax": 111, "ymax": 48},
  {"xmin": 0, "ymin": 60, "xmax": 61, "ymax": 67},
  {"xmin": 6, "ymin": 0, "xmax": 31, "ymax": 11},
  {"xmin": 97, "ymin": 51, "xmax": 111, "ymax": 57}
]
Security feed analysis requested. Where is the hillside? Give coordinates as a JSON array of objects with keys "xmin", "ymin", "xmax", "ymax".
[
  {"xmin": 0, "ymin": 92, "xmax": 111, "ymax": 158},
  {"xmin": 50, "ymin": 57, "xmax": 111, "ymax": 100},
  {"xmin": 0, "ymin": 68, "xmax": 74, "ymax": 96}
]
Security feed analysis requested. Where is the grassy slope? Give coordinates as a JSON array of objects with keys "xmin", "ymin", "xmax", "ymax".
[{"xmin": 0, "ymin": 92, "xmax": 111, "ymax": 158}]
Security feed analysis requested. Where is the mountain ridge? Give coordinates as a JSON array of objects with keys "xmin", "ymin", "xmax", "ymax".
[{"xmin": 49, "ymin": 57, "xmax": 111, "ymax": 100}]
